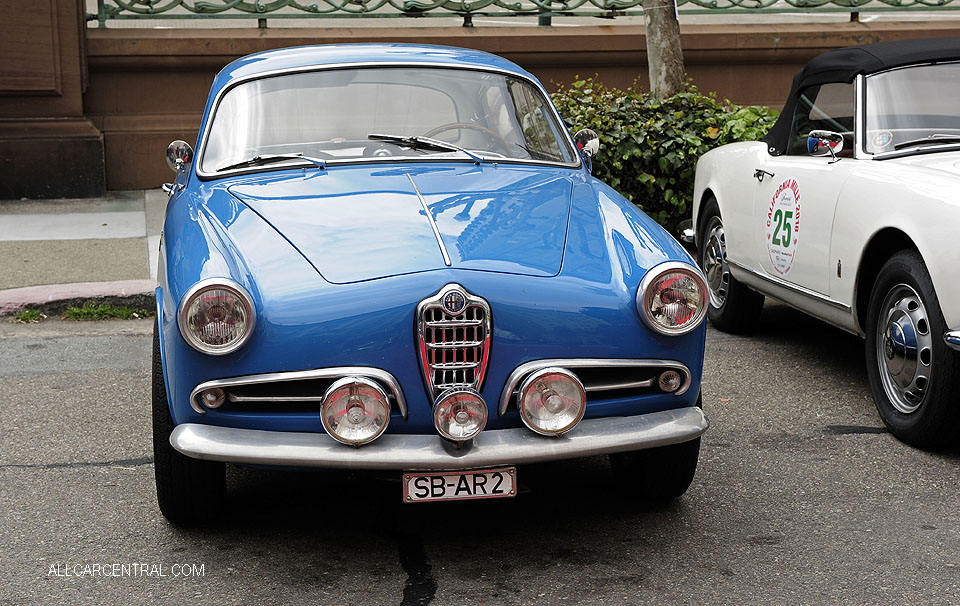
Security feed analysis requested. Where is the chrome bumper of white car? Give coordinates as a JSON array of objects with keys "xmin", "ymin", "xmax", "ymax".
[
  {"xmin": 946, "ymin": 330, "xmax": 960, "ymax": 352},
  {"xmin": 170, "ymin": 407, "xmax": 708, "ymax": 471}
]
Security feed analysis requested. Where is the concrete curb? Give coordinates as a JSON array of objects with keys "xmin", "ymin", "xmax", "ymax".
[{"xmin": 0, "ymin": 279, "xmax": 157, "ymax": 315}]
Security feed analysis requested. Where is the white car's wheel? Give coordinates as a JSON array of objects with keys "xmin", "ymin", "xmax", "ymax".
[
  {"xmin": 697, "ymin": 198, "xmax": 764, "ymax": 333},
  {"xmin": 865, "ymin": 251, "xmax": 960, "ymax": 449}
]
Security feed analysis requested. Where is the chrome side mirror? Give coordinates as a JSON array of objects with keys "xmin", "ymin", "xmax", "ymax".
[
  {"xmin": 807, "ymin": 130, "xmax": 843, "ymax": 162},
  {"xmin": 573, "ymin": 129, "xmax": 600, "ymax": 172},
  {"xmin": 574, "ymin": 129, "xmax": 600, "ymax": 158},
  {"xmin": 166, "ymin": 140, "xmax": 194, "ymax": 173}
]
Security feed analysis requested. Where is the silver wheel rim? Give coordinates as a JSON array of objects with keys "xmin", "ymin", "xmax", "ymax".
[
  {"xmin": 876, "ymin": 283, "xmax": 933, "ymax": 415},
  {"xmin": 702, "ymin": 218, "xmax": 730, "ymax": 309}
]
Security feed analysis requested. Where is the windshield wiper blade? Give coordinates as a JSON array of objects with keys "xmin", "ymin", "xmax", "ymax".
[
  {"xmin": 218, "ymin": 153, "xmax": 326, "ymax": 172},
  {"xmin": 368, "ymin": 133, "xmax": 483, "ymax": 165},
  {"xmin": 893, "ymin": 134, "xmax": 960, "ymax": 151}
]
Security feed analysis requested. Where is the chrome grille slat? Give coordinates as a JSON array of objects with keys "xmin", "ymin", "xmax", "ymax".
[
  {"xmin": 430, "ymin": 362, "xmax": 479, "ymax": 370},
  {"xmin": 189, "ymin": 366, "xmax": 407, "ymax": 418},
  {"xmin": 426, "ymin": 319, "xmax": 484, "ymax": 327},
  {"xmin": 498, "ymin": 359, "xmax": 693, "ymax": 415},
  {"xmin": 427, "ymin": 341, "xmax": 484, "ymax": 349},
  {"xmin": 417, "ymin": 284, "xmax": 492, "ymax": 401}
]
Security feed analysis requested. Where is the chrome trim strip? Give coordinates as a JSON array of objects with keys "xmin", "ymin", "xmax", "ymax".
[
  {"xmin": 727, "ymin": 258, "xmax": 851, "ymax": 312},
  {"xmin": 189, "ymin": 366, "xmax": 407, "ymax": 418},
  {"xmin": 195, "ymin": 61, "xmax": 581, "ymax": 179},
  {"xmin": 498, "ymin": 358, "xmax": 692, "ymax": 416},
  {"xmin": 227, "ymin": 394, "xmax": 324, "ymax": 403},
  {"xmin": 177, "ymin": 278, "xmax": 256, "ymax": 357},
  {"xmin": 407, "ymin": 173, "xmax": 451, "ymax": 267},
  {"xmin": 170, "ymin": 407, "xmax": 708, "ymax": 471},
  {"xmin": 945, "ymin": 330, "xmax": 960, "ymax": 352},
  {"xmin": 854, "ymin": 74, "xmax": 866, "ymax": 160},
  {"xmin": 585, "ymin": 378, "xmax": 656, "ymax": 392}
]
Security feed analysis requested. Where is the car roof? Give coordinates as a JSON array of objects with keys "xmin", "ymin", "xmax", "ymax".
[
  {"xmin": 215, "ymin": 43, "xmax": 535, "ymax": 85},
  {"xmin": 763, "ymin": 36, "xmax": 960, "ymax": 156}
]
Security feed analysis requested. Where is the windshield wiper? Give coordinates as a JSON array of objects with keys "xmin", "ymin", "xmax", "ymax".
[
  {"xmin": 893, "ymin": 134, "xmax": 960, "ymax": 151},
  {"xmin": 368, "ymin": 134, "xmax": 483, "ymax": 165},
  {"xmin": 217, "ymin": 153, "xmax": 326, "ymax": 172}
]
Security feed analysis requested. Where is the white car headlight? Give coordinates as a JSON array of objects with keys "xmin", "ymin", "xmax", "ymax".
[
  {"xmin": 178, "ymin": 278, "xmax": 256, "ymax": 355},
  {"xmin": 637, "ymin": 262, "xmax": 707, "ymax": 336}
]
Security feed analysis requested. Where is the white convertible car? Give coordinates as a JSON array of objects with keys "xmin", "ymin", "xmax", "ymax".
[{"xmin": 691, "ymin": 37, "xmax": 960, "ymax": 449}]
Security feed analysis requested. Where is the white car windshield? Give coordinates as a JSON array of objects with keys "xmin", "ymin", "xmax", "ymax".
[
  {"xmin": 865, "ymin": 62, "xmax": 960, "ymax": 154},
  {"xmin": 201, "ymin": 67, "xmax": 578, "ymax": 173}
]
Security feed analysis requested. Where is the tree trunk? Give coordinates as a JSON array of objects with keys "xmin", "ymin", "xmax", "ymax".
[{"xmin": 641, "ymin": 0, "xmax": 685, "ymax": 99}]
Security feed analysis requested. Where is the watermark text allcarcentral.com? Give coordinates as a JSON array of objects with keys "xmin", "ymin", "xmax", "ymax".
[{"xmin": 48, "ymin": 563, "xmax": 205, "ymax": 578}]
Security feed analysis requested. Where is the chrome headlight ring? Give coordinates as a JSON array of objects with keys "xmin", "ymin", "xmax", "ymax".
[
  {"xmin": 636, "ymin": 261, "xmax": 708, "ymax": 336},
  {"xmin": 177, "ymin": 278, "xmax": 256, "ymax": 355}
]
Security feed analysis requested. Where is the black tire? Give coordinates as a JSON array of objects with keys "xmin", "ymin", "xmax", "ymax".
[
  {"xmin": 610, "ymin": 438, "xmax": 701, "ymax": 502},
  {"xmin": 864, "ymin": 250, "xmax": 960, "ymax": 449},
  {"xmin": 697, "ymin": 198, "xmax": 764, "ymax": 333},
  {"xmin": 153, "ymin": 321, "xmax": 225, "ymax": 524},
  {"xmin": 609, "ymin": 394, "xmax": 702, "ymax": 502}
]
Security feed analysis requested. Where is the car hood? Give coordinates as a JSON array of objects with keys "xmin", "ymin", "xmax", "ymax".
[
  {"xmin": 227, "ymin": 164, "xmax": 574, "ymax": 284},
  {"xmin": 885, "ymin": 150, "xmax": 960, "ymax": 177}
]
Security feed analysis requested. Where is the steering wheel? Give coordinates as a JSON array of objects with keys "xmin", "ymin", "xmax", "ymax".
[{"xmin": 422, "ymin": 122, "xmax": 512, "ymax": 154}]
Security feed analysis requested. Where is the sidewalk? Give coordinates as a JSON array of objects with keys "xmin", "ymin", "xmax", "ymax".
[{"xmin": 0, "ymin": 190, "xmax": 165, "ymax": 314}]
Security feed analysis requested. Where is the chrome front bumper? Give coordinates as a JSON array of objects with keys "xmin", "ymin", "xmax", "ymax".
[
  {"xmin": 945, "ymin": 330, "xmax": 960, "ymax": 352},
  {"xmin": 170, "ymin": 407, "xmax": 708, "ymax": 471}
]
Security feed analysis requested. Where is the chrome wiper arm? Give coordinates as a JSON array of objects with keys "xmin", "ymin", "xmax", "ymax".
[
  {"xmin": 893, "ymin": 134, "xmax": 960, "ymax": 151},
  {"xmin": 217, "ymin": 153, "xmax": 326, "ymax": 172},
  {"xmin": 368, "ymin": 133, "xmax": 483, "ymax": 165}
]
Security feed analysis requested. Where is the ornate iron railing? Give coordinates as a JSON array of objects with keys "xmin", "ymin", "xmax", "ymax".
[{"xmin": 88, "ymin": 0, "xmax": 960, "ymax": 28}]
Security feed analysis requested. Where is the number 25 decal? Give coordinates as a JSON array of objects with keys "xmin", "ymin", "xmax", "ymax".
[
  {"xmin": 766, "ymin": 179, "xmax": 801, "ymax": 276},
  {"xmin": 772, "ymin": 209, "xmax": 793, "ymax": 247}
]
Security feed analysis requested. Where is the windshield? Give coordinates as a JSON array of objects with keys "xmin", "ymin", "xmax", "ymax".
[
  {"xmin": 200, "ymin": 67, "xmax": 578, "ymax": 173},
  {"xmin": 865, "ymin": 62, "xmax": 960, "ymax": 154}
]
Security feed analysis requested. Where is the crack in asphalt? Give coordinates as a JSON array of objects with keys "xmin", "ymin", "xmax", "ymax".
[
  {"xmin": 376, "ymin": 505, "xmax": 437, "ymax": 606},
  {"xmin": 396, "ymin": 529, "xmax": 437, "ymax": 606},
  {"xmin": 0, "ymin": 456, "xmax": 153, "ymax": 470},
  {"xmin": 824, "ymin": 425, "xmax": 887, "ymax": 435}
]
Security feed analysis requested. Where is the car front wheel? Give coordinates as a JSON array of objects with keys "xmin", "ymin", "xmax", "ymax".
[
  {"xmin": 697, "ymin": 198, "xmax": 764, "ymax": 333},
  {"xmin": 609, "ymin": 393, "xmax": 702, "ymax": 502},
  {"xmin": 865, "ymin": 250, "xmax": 960, "ymax": 449},
  {"xmin": 153, "ymin": 321, "xmax": 225, "ymax": 524}
]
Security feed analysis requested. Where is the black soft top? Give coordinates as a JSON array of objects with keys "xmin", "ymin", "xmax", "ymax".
[{"xmin": 763, "ymin": 37, "xmax": 960, "ymax": 155}]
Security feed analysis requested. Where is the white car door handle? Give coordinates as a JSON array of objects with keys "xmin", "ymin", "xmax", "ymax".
[{"xmin": 754, "ymin": 169, "xmax": 775, "ymax": 183}]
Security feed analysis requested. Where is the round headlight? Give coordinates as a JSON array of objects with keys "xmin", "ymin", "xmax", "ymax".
[
  {"xmin": 178, "ymin": 279, "xmax": 256, "ymax": 355},
  {"xmin": 637, "ymin": 262, "xmax": 707, "ymax": 336},
  {"xmin": 433, "ymin": 388, "xmax": 488, "ymax": 442},
  {"xmin": 321, "ymin": 377, "xmax": 391, "ymax": 446},
  {"xmin": 517, "ymin": 367, "xmax": 586, "ymax": 436}
]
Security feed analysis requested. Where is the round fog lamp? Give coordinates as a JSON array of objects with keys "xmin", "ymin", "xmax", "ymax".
[
  {"xmin": 321, "ymin": 377, "xmax": 390, "ymax": 446},
  {"xmin": 434, "ymin": 388, "xmax": 487, "ymax": 442},
  {"xmin": 658, "ymin": 370, "xmax": 683, "ymax": 393},
  {"xmin": 200, "ymin": 387, "xmax": 225, "ymax": 409},
  {"xmin": 518, "ymin": 367, "xmax": 586, "ymax": 436}
]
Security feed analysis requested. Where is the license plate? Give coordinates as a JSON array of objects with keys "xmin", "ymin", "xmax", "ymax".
[{"xmin": 402, "ymin": 467, "xmax": 516, "ymax": 503}]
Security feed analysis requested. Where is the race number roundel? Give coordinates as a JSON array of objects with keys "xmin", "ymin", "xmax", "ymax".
[{"xmin": 765, "ymin": 179, "xmax": 801, "ymax": 276}]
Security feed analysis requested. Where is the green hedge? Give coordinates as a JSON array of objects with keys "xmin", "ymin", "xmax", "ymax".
[{"xmin": 552, "ymin": 79, "xmax": 778, "ymax": 232}]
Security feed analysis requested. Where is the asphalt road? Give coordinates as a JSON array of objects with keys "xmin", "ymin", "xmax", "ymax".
[{"xmin": 2, "ymin": 302, "xmax": 959, "ymax": 605}]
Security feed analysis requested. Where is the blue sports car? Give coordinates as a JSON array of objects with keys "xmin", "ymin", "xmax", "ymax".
[{"xmin": 155, "ymin": 43, "xmax": 709, "ymax": 523}]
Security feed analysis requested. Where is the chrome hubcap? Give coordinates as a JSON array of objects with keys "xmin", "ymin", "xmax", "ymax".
[
  {"xmin": 876, "ymin": 284, "xmax": 932, "ymax": 414},
  {"xmin": 703, "ymin": 218, "xmax": 730, "ymax": 308}
]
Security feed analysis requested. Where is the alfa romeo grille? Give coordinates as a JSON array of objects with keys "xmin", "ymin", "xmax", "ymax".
[{"xmin": 417, "ymin": 284, "xmax": 492, "ymax": 401}]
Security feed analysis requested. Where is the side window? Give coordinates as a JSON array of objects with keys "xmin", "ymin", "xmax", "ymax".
[{"xmin": 787, "ymin": 82, "xmax": 854, "ymax": 156}]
